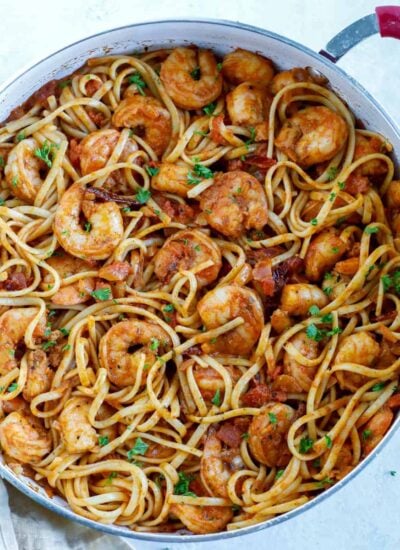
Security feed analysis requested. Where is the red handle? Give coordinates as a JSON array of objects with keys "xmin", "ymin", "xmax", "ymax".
[{"xmin": 376, "ymin": 5, "xmax": 400, "ymax": 39}]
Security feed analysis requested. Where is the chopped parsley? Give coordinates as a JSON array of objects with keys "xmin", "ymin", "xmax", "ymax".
[
  {"xmin": 380, "ymin": 271, "xmax": 400, "ymax": 294},
  {"xmin": 193, "ymin": 163, "xmax": 213, "ymax": 179},
  {"xmin": 194, "ymin": 244, "xmax": 201, "ymax": 252},
  {"xmin": 245, "ymin": 126, "xmax": 256, "ymax": 147},
  {"xmin": 321, "ymin": 313, "xmax": 333, "ymax": 323},
  {"xmin": 106, "ymin": 472, "xmax": 117, "ymax": 485},
  {"xmin": 308, "ymin": 305, "xmax": 320, "ymax": 316},
  {"xmin": 187, "ymin": 172, "xmax": 201, "ymax": 186},
  {"xmin": 16, "ymin": 131, "xmax": 26, "ymax": 142},
  {"xmin": 275, "ymin": 469, "xmax": 284, "ymax": 479},
  {"xmin": 323, "ymin": 287, "xmax": 333, "ymax": 296},
  {"xmin": 331, "ymin": 246, "xmax": 339, "ymax": 254},
  {"xmin": 329, "ymin": 192, "xmax": 336, "ymax": 202},
  {"xmin": 149, "ymin": 338, "xmax": 160, "ymax": 352},
  {"xmin": 365, "ymin": 226, "xmax": 379, "ymax": 234},
  {"xmin": 91, "ymin": 287, "xmax": 111, "ymax": 301},
  {"xmin": 98, "ymin": 435, "xmax": 109, "ymax": 447},
  {"xmin": 216, "ymin": 62, "xmax": 223, "ymax": 72},
  {"xmin": 128, "ymin": 73, "xmax": 146, "ymax": 95},
  {"xmin": 338, "ymin": 181, "xmax": 346, "ymax": 190},
  {"xmin": 362, "ymin": 429, "xmax": 372, "ymax": 440},
  {"xmin": 128, "ymin": 437, "xmax": 149, "ymax": 459},
  {"xmin": 317, "ymin": 477, "xmax": 334, "ymax": 488},
  {"xmin": 306, "ymin": 324, "xmax": 325, "ymax": 342},
  {"xmin": 62, "ymin": 344, "xmax": 71, "ymax": 352},
  {"xmin": 163, "ymin": 304, "xmax": 175, "ymax": 313},
  {"xmin": 58, "ymin": 79, "xmax": 72, "ymax": 89},
  {"xmin": 174, "ymin": 471, "xmax": 196, "ymax": 497},
  {"xmin": 299, "ymin": 436, "xmax": 314, "ymax": 454},
  {"xmin": 325, "ymin": 435, "xmax": 333, "ymax": 448},
  {"xmin": 241, "ymin": 432, "xmax": 249, "ymax": 440},
  {"xmin": 7, "ymin": 382, "xmax": 18, "ymax": 393},
  {"xmin": 211, "ymin": 388, "xmax": 221, "ymax": 406},
  {"xmin": 34, "ymin": 141, "xmax": 56, "ymax": 168},
  {"xmin": 190, "ymin": 66, "xmax": 201, "ymax": 80},
  {"xmin": 327, "ymin": 166, "xmax": 338, "ymax": 181},
  {"xmin": 203, "ymin": 102, "xmax": 217, "ymax": 116},
  {"xmin": 310, "ymin": 218, "xmax": 318, "ymax": 226},
  {"xmin": 42, "ymin": 340, "xmax": 57, "ymax": 351},
  {"xmin": 122, "ymin": 207, "xmax": 131, "ymax": 213},
  {"xmin": 59, "ymin": 327, "xmax": 69, "ymax": 337},
  {"xmin": 136, "ymin": 188, "xmax": 151, "ymax": 204},
  {"xmin": 84, "ymin": 222, "xmax": 92, "ymax": 232},
  {"xmin": 145, "ymin": 165, "xmax": 160, "ymax": 177},
  {"xmin": 193, "ymin": 130, "xmax": 208, "ymax": 137},
  {"xmin": 12, "ymin": 176, "xmax": 18, "ymax": 187},
  {"xmin": 268, "ymin": 412, "xmax": 277, "ymax": 424},
  {"xmin": 371, "ymin": 382, "xmax": 385, "ymax": 392}
]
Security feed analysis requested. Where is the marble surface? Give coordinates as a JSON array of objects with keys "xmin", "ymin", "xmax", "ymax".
[{"xmin": 0, "ymin": 1, "xmax": 400, "ymax": 549}]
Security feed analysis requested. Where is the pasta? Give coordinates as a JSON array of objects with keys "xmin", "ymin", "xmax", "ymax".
[{"xmin": 0, "ymin": 45, "xmax": 399, "ymax": 535}]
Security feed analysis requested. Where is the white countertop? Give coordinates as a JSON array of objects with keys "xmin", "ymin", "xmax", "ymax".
[{"xmin": 0, "ymin": 1, "xmax": 400, "ymax": 549}]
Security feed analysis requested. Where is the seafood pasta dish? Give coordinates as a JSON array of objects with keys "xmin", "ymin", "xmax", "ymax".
[{"xmin": 0, "ymin": 45, "xmax": 399, "ymax": 535}]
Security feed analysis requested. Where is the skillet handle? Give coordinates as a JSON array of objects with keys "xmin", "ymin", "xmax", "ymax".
[{"xmin": 320, "ymin": 5, "xmax": 400, "ymax": 63}]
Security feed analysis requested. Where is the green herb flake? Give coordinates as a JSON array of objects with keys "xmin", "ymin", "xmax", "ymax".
[
  {"xmin": 203, "ymin": 102, "xmax": 217, "ymax": 116},
  {"xmin": 91, "ymin": 287, "xmax": 111, "ymax": 301},
  {"xmin": 241, "ymin": 432, "xmax": 249, "ymax": 440},
  {"xmin": 323, "ymin": 287, "xmax": 333, "ymax": 296},
  {"xmin": 59, "ymin": 327, "xmax": 69, "ymax": 337},
  {"xmin": 122, "ymin": 206, "xmax": 131, "ymax": 214},
  {"xmin": 58, "ymin": 79, "xmax": 72, "ymax": 89},
  {"xmin": 0, "ymin": 156, "xmax": 4, "ymax": 168},
  {"xmin": 128, "ymin": 73, "xmax": 146, "ymax": 95},
  {"xmin": 163, "ymin": 304, "xmax": 175, "ymax": 313},
  {"xmin": 329, "ymin": 192, "xmax": 336, "ymax": 202},
  {"xmin": 193, "ymin": 163, "xmax": 213, "ymax": 179},
  {"xmin": 365, "ymin": 226, "xmax": 379, "ymax": 234},
  {"xmin": 187, "ymin": 172, "xmax": 201, "ymax": 186},
  {"xmin": 308, "ymin": 305, "xmax": 320, "ymax": 316},
  {"xmin": 194, "ymin": 244, "xmax": 201, "ymax": 252},
  {"xmin": 216, "ymin": 62, "xmax": 223, "ymax": 72},
  {"xmin": 268, "ymin": 412, "xmax": 277, "ymax": 424},
  {"xmin": 299, "ymin": 436, "xmax": 314, "ymax": 454},
  {"xmin": 173, "ymin": 471, "xmax": 196, "ymax": 497},
  {"xmin": 310, "ymin": 218, "xmax": 318, "ymax": 227},
  {"xmin": 317, "ymin": 477, "xmax": 334, "ymax": 488},
  {"xmin": 331, "ymin": 246, "xmax": 339, "ymax": 254},
  {"xmin": 136, "ymin": 188, "xmax": 151, "ymax": 204},
  {"xmin": 145, "ymin": 165, "xmax": 160, "ymax": 177},
  {"xmin": 275, "ymin": 469, "xmax": 284, "ymax": 480},
  {"xmin": 12, "ymin": 176, "xmax": 18, "ymax": 187},
  {"xmin": 128, "ymin": 437, "xmax": 149, "ymax": 460},
  {"xmin": 149, "ymin": 338, "xmax": 160, "ymax": 352},
  {"xmin": 84, "ymin": 221, "xmax": 92, "ymax": 233},
  {"xmin": 7, "ymin": 382, "xmax": 18, "ymax": 393},
  {"xmin": 16, "ymin": 131, "xmax": 26, "ymax": 142},
  {"xmin": 106, "ymin": 472, "xmax": 117, "ymax": 485},
  {"xmin": 42, "ymin": 340, "xmax": 57, "ymax": 351},
  {"xmin": 325, "ymin": 435, "xmax": 333, "ymax": 448},
  {"xmin": 34, "ymin": 141, "xmax": 56, "ymax": 168},
  {"xmin": 327, "ymin": 166, "xmax": 338, "ymax": 181},
  {"xmin": 63, "ymin": 343, "xmax": 71, "ymax": 351},
  {"xmin": 362, "ymin": 429, "xmax": 372, "ymax": 440},
  {"xmin": 211, "ymin": 388, "xmax": 221, "ymax": 406},
  {"xmin": 190, "ymin": 66, "xmax": 201, "ymax": 80},
  {"xmin": 371, "ymin": 382, "xmax": 385, "ymax": 392},
  {"xmin": 98, "ymin": 435, "xmax": 109, "ymax": 447},
  {"xmin": 306, "ymin": 323, "xmax": 324, "ymax": 342},
  {"xmin": 193, "ymin": 130, "xmax": 208, "ymax": 137}
]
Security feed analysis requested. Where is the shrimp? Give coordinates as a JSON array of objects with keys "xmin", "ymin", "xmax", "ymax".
[
  {"xmin": 151, "ymin": 162, "xmax": 191, "ymax": 197},
  {"xmin": 160, "ymin": 47, "xmax": 222, "ymax": 110},
  {"xmin": 270, "ymin": 67, "xmax": 315, "ymax": 96},
  {"xmin": 226, "ymin": 83, "xmax": 272, "ymax": 141},
  {"xmin": 0, "ymin": 410, "xmax": 51, "ymax": 463},
  {"xmin": 334, "ymin": 332, "xmax": 380, "ymax": 391},
  {"xmin": 54, "ymin": 182, "xmax": 124, "ymax": 260},
  {"xmin": 99, "ymin": 320, "xmax": 172, "ymax": 387},
  {"xmin": 112, "ymin": 95, "xmax": 171, "ymax": 157},
  {"xmin": 362, "ymin": 406, "xmax": 393, "ymax": 455},
  {"xmin": 154, "ymin": 229, "xmax": 222, "ymax": 287},
  {"xmin": 385, "ymin": 180, "xmax": 400, "ymax": 208},
  {"xmin": 275, "ymin": 106, "xmax": 349, "ymax": 167},
  {"xmin": 271, "ymin": 308, "xmax": 292, "ymax": 334},
  {"xmin": 4, "ymin": 138, "xmax": 44, "ymax": 203},
  {"xmin": 353, "ymin": 134, "xmax": 388, "ymax": 177},
  {"xmin": 200, "ymin": 429, "xmax": 231, "ymax": 498},
  {"xmin": 22, "ymin": 350, "xmax": 53, "ymax": 402},
  {"xmin": 58, "ymin": 397, "xmax": 97, "ymax": 454},
  {"xmin": 222, "ymin": 48, "xmax": 275, "ymax": 86},
  {"xmin": 0, "ymin": 307, "xmax": 46, "ymax": 375},
  {"xmin": 169, "ymin": 502, "xmax": 233, "ymax": 534},
  {"xmin": 280, "ymin": 283, "xmax": 328, "ymax": 316},
  {"xmin": 197, "ymin": 285, "xmax": 264, "ymax": 355},
  {"xmin": 78, "ymin": 128, "xmax": 138, "ymax": 175},
  {"xmin": 199, "ymin": 171, "xmax": 268, "ymax": 239},
  {"xmin": 190, "ymin": 361, "xmax": 241, "ymax": 402},
  {"xmin": 305, "ymin": 230, "xmax": 347, "ymax": 282},
  {"xmin": 248, "ymin": 403, "xmax": 296, "ymax": 467},
  {"xmin": 283, "ymin": 331, "xmax": 319, "ymax": 392},
  {"xmin": 43, "ymin": 252, "xmax": 96, "ymax": 305}
]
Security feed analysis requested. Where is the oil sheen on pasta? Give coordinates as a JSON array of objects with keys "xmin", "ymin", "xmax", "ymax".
[{"xmin": 0, "ymin": 46, "xmax": 399, "ymax": 535}]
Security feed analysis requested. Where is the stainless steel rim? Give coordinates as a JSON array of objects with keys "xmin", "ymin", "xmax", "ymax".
[{"xmin": 0, "ymin": 17, "xmax": 399, "ymax": 543}]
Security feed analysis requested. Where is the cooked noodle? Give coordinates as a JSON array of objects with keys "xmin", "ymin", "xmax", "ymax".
[{"xmin": 0, "ymin": 46, "xmax": 399, "ymax": 535}]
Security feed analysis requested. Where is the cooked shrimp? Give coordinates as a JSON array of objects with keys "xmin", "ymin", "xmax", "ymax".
[
  {"xmin": 191, "ymin": 362, "xmax": 241, "ymax": 402},
  {"xmin": 112, "ymin": 95, "xmax": 171, "ymax": 156},
  {"xmin": 197, "ymin": 285, "xmax": 264, "ymax": 355},
  {"xmin": 160, "ymin": 47, "xmax": 222, "ymax": 110},
  {"xmin": 0, "ymin": 307, "xmax": 45, "ymax": 375},
  {"xmin": 79, "ymin": 128, "xmax": 138, "ymax": 175},
  {"xmin": 283, "ymin": 331, "xmax": 319, "ymax": 392},
  {"xmin": 275, "ymin": 106, "xmax": 349, "ymax": 167},
  {"xmin": 200, "ymin": 429, "xmax": 231, "ymax": 498},
  {"xmin": 305, "ymin": 230, "xmax": 347, "ymax": 281},
  {"xmin": 99, "ymin": 320, "xmax": 172, "ymax": 387},
  {"xmin": 270, "ymin": 67, "xmax": 315, "ymax": 96},
  {"xmin": 151, "ymin": 162, "xmax": 191, "ymax": 197},
  {"xmin": 58, "ymin": 397, "xmax": 97, "ymax": 454},
  {"xmin": 169, "ymin": 502, "xmax": 233, "ymax": 535},
  {"xmin": 385, "ymin": 180, "xmax": 400, "ymax": 208},
  {"xmin": 43, "ymin": 252, "xmax": 96, "ymax": 305},
  {"xmin": 362, "ymin": 406, "xmax": 393, "ymax": 455},
  {"xmin": 22, "ymin": 350, "xmax": 53, "ymax": 402},
  {"xmin": 4, "ymin": 138, "xmax": 44, "ymax": 203},
  {"xmin": 271, "ymin": 308, "xmax": 292, "ymax": 334},
  {"xmin": 54, "ymin": 182, "xmax": 124, "ymax": 260},
  {"xmin": 226, "ymin": 83, "xmax": 272, "ymax": 141},
  {"xmin": 330, "ymin": 443, "xmax": 353, "ymax": 480},
  {"xmin": 222, "ymin": 48, "xmax": 275, "ymax": 86},
  {"xmin": 248, "ymin": 403, "xmax": 296, "ymax": 467},
  {"xmin": 280, "ymin": 283, "xmax": 328, "ymax": 316},
  {"xmin": 353, "ymin": 134, "xmax": 387, "ymax": 177},
  {"xmin": 334, "ymin": 332, "xmax": 380, "ymax": 391},
  {"xmin": 199, "ymin": 171, "xmax": 268, "ymax": 239},
  {"xmin": 98, "ymin": 261, "xmax": 132, "ymax": 282},
  {"xmin": 0, "ymin": 410, "xmax": 51, "ymax": 463},
  {"xmin": 334, "ymin": 257, "xmax": 359, "ymax": 276},
  {"xmin": 154, "ymin": 229, "xmax": 222, "ymax": 287}
]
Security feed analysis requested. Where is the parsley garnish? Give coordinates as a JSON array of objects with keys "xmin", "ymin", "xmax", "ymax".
[
  {"xmin": 60, "ymin": 327, "xmax": 69, "ymax": 337},
  {"xmin": 106, "ymin": 472, "xmax": 117, "ymax": 485},
  {"xmin": 34, "ymin": 141, "xmax": 56, "ymax": 168},
  {"xmin": 362, "ymin": 429, "xmax": 372, "ymax": 440},
  {"xmin": 216, "ymin": 62, "xmax": 223, "ymax": 72},
  {"xmin": 299, "ymin": 436, "xmax": 314, "ymax": 454},
  {"xmin": 308, "ymin": 305, "xmax": 320, "ymax": 316},
  {"xmin": 371, "ymin": 382, "xmax": 385, "ymax": 392},
  {"xmin": 241, "ymin": 432, "xmax": 249, "ymax": 440},
  {"xmin": 149, "ymin": 338, "xmax": 160, "ymax": 352},
  {"xmin": 84, "ymin": 222, "xmax": 92, "ymax": 232},
  {"xmin": 91, "ymin": 287, "xmax": 111, "ymax": 301},
  {"xmin": 193, "ymin": 163, "xmax": 213, "ymax": 179},
  {"xmin": 331, "ymin": 246, "xmax": 339, "ymax": 254},
  {"xmin": 0, "ymin": 157, "xmax": 4, "ymax": 168},
  {"xmin": 145, "ymin": 165, "xmax": 160, "ymax": 177},
  {"xmin": 310, "ymin": 218, "xmax": 318, "ymax": 226},
  {"xmin": 42, "ymin": 340, "xmax": 57, "ymax": 350},
  {"xmin": 268, "ymin": 412, "xmax": 277, "ymax": 424},
  {"xmin": 128, "ymin": 73, "xmax": 146, "ymax": 95},
  {"xmin": 136, "ymin": 188, "xmax": 151, "ymax": 204},
  {"xmin": 98, "ymin": 435, "xmax": 109, "ymax": 447},
  {"xmin": 329, "ymin": 192, "xmax": 336, "ymax": 202},
  {"xmin": 317, "ymin": 477, "xmax": 334, "ymax": 488},
  {"xmin": 163, "ymin": 304, "xmax": 175, "ymax": 313},
  {"xmin": 365, "ymin": 226, "xmax": 379, "ymax": 234},
  {"xmin": 211, "ymin": 388, "xmax": 221, "ymax": 406},
  {"xmin": 7, "ymin": 382, "xmax": 18, "ymax": 393},
  {"xmin": 58, "ymin": 79, "xmax": 72, "ymax": 89},
  {"xmin": 327, "ymin": 166, "xmax": 338, "ymax": 181},
  {"xmin": 323, "ymin": 287, "xmax": 333, "ymax": 296},
  {"xmin": 306, "ymin": 324, "xmax": 325, "ymax": 342},
  {"xmin": 275, "ymin": 469, "xmax": 284, "ymax": 479},
  {"xmin": 203, "ymin": 102, "xmax": 216, "ymax": 116},
  {"xmin": 62, "ymin": 344, "xmax": 71, "ymax": 351},
  {"xmin": 190, "ymin": 66, "xmax": 201, "ymax": 80},
  {"xmin": 127, "ymin": 437, "xmax": 149, "ymax": 459},
  {"xmin": 325, "ymin": 435, "xmax": 332, "ymax": 448},
  {"xmin": 338, "ymin": 181, "xmax": 346, "ymax": 190},
  {"xmin": 174, "ymin": 471, "xmax": 196, "ymax": 497},
  {"xmin": 381, "ymin": 271, "xmax": 400, "ymax": 295}
]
